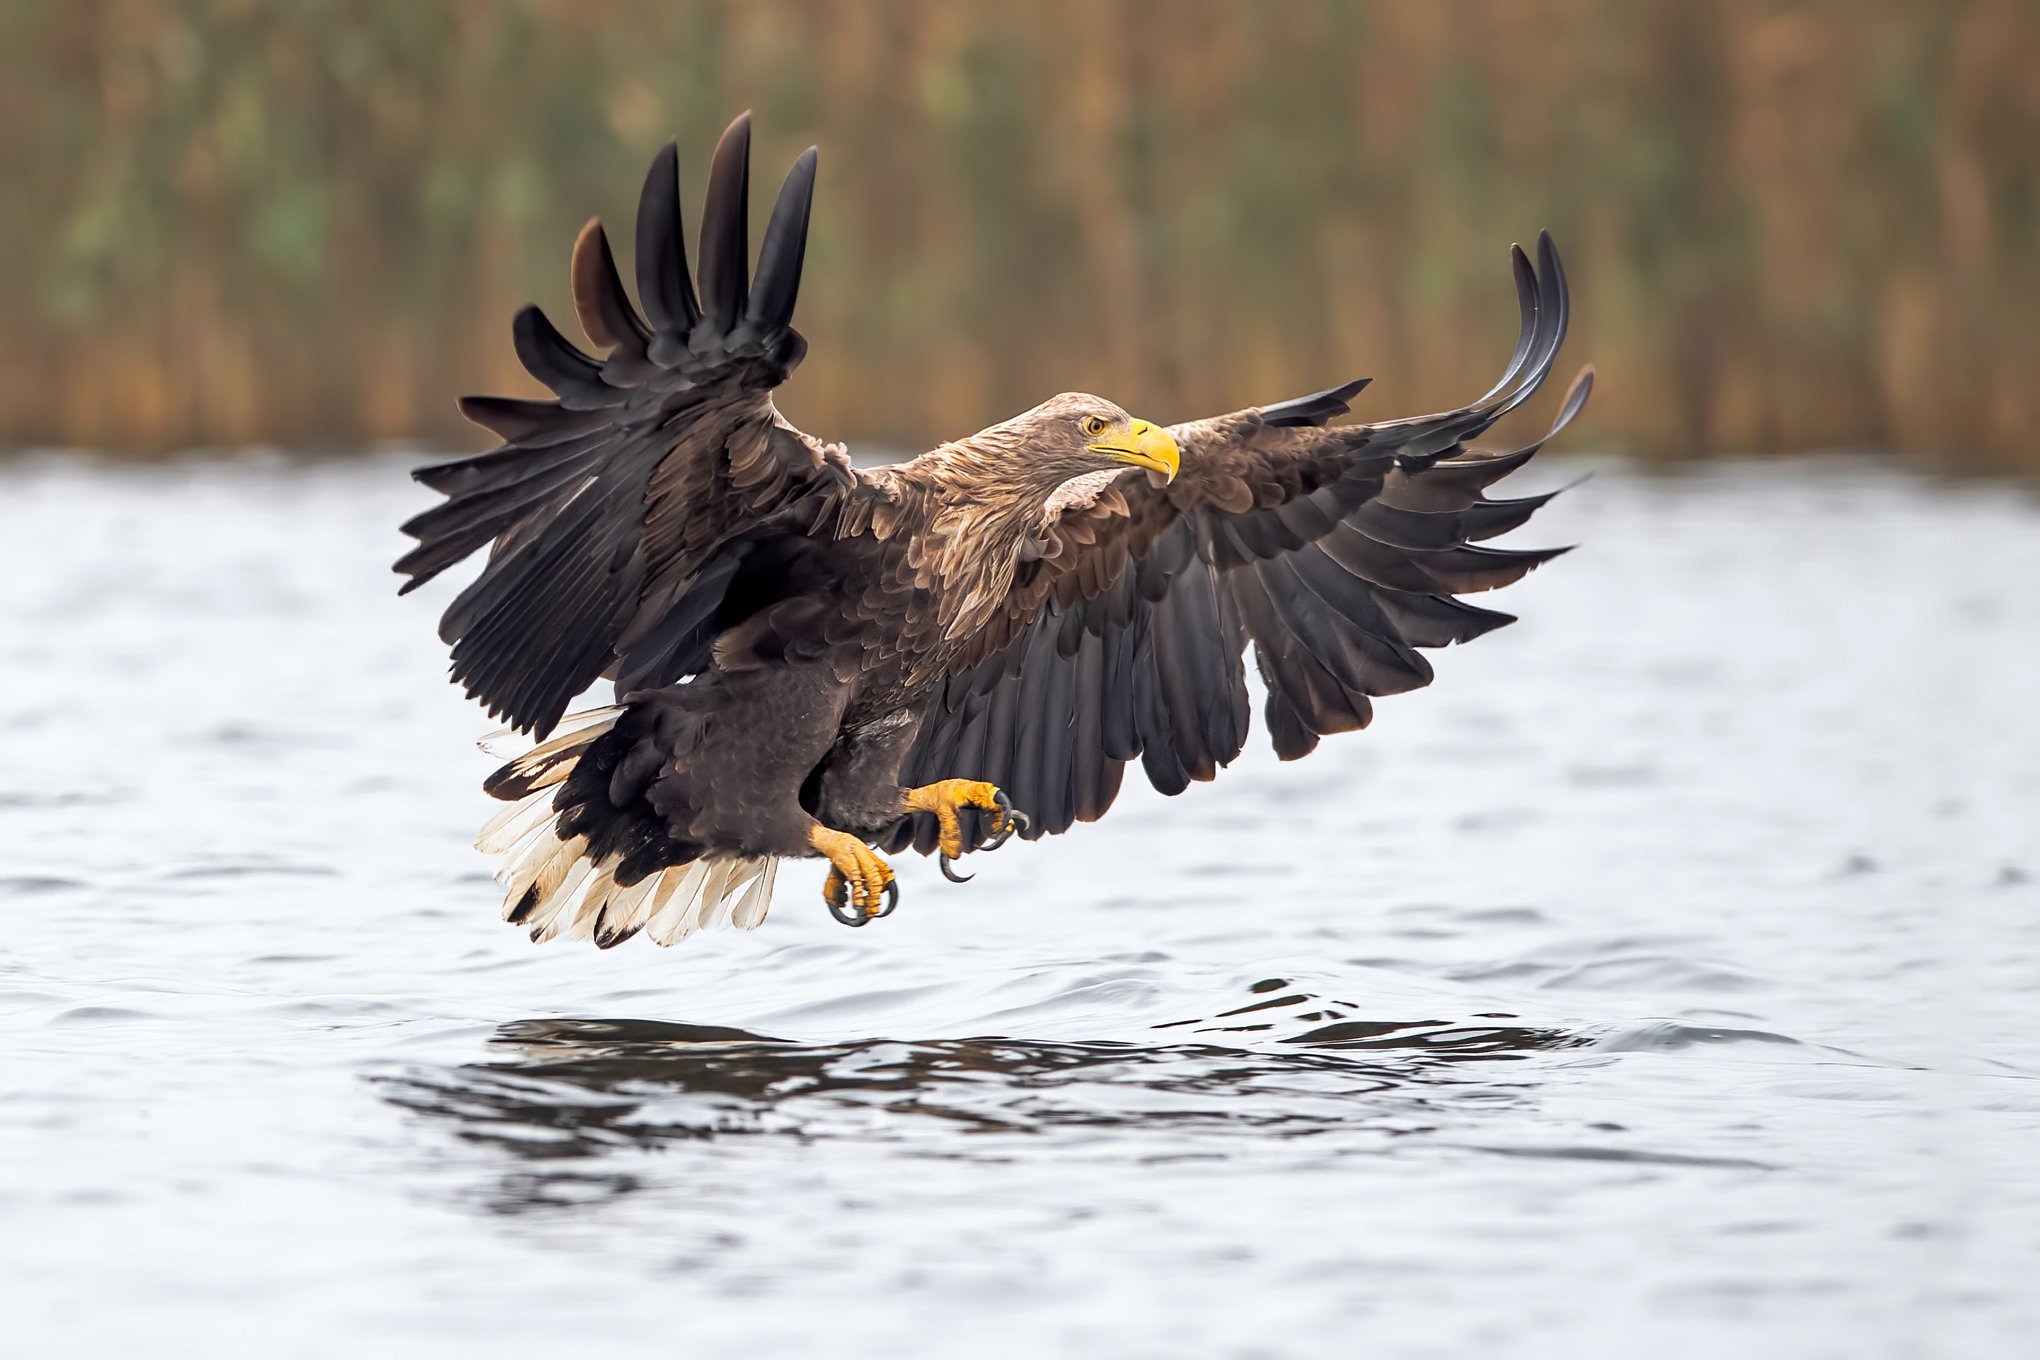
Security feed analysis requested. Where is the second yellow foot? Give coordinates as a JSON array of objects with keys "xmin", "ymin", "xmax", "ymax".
[
  {"xmin": 904, "ymin": 778, "xmax": 1016, "ymax": 860},
  {"xmin": 810, "ymin": 824, "xmax": 897, "ymax": 926}
]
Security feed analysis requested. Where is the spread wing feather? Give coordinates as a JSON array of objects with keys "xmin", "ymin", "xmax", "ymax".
[
  {"xmin": 395, "ymin": 116, "xmax": 857, "ymax": 737},
  {"xmin": 890, "ymin": 233, "xmax": 1590, "ymax": 850}
]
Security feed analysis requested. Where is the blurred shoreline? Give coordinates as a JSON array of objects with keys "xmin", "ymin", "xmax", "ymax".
[{"xmin": 5, "ymin": 1, "xmax": 2034, "ymax": 471}]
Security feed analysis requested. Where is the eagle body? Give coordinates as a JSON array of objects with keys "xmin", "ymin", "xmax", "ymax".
[{"xmin": 397, "ymin": 114, "xmax": 1592, "ymax": 947}]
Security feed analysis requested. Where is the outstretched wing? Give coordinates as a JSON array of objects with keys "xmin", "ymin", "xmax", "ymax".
[
  {"xmin": 396, "ymin": 115, "xmax": 860, "ymax": 738},
  {"xmin": 890, "ymin": 233, "xmax": 1590, "ymax": 852}
]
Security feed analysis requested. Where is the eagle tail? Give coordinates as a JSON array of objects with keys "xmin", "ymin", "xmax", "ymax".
[{"xmin": 475, "ymin": 707, "xmax": 777, "ymax": 948}]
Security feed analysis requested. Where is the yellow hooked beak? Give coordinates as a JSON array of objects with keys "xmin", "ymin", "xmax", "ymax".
[{"xmin": 1088, "ymin": 417, "xmax": 1180, "ymax": 483}]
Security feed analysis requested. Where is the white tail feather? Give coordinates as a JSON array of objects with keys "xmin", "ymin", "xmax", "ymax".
[
  {"xmin": 695, "ymin": 862, "xmax": 741, "ymax": 931},
  {"xmin": 648, "ymin": 861, "xmax": 714, "ymax": 944},
  {"xmin": 564, "ymin": 864, "xmax": 618, "ymax": 943},
  {"xmin": 527, "ymin": 858, "xmax": 595, "ymax": 941},
  {"xmin": 732, "ymin": 862, "xmax": 777, "ymax": 928},
  {"xmin": 478, "ymin": 705, "xmax": 624, "ymax": 758},
  {"xmin": 639, "ymin": 863, "xmax": 691, "ymax": 936},
  {"xmin": 476, "ymin": 788, "xmax": 555, "ymax": 854},
  {"xmin": 504, "ymin": 830, "xmax": 583, "ymax": 904},
  {"xmin": 483, "ymin": 709, "xmax": 625, "ymax": 800},
  {"xmin": 497, "ymin": 817, "xmax": 561, "ymax": 873},
  {"xmin": 592, "ymin": 872, "xmax": 662, "ymax": 945}
]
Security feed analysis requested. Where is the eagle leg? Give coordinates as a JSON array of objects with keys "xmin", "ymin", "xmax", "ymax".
[
  {"xmin": 905, "ymin": 779, "xmax": 1027, "ymax": 882},
  {"xmin": 811, "ymin": 826, "xmax": 898, "ymax": 926}
]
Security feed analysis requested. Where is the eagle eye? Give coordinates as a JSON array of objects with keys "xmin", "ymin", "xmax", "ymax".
[{"xmin": 1081, "ymin": 415, "xmax": 1108, "ymax": 437}]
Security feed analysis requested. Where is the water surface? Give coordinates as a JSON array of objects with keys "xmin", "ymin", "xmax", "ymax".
[{"xmin": 3, "ymin": 454, "xmax": 2036, "ymax": 1358}]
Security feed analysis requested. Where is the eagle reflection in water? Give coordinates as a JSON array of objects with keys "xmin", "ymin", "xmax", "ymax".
[{"xmin": 378, "ymin": 999, "xmax": 1580, "ymax": 1215}]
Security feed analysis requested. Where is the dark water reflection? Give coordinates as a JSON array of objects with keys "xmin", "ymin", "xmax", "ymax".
[
  {"xmin": 380, "ymin": 1013, "xmax": 1582, "ymax": 1219},
  {"xmin": 386, "ymin": 1013, "xmax": 1577, "ymax": 1144}
]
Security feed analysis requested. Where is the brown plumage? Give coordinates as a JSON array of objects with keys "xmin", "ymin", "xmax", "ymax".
[{"xmin": 396, "ymin": 113, "xmax": 1592, "ymax": 947}]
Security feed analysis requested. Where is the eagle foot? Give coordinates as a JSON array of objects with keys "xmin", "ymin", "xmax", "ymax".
[
  {"xmin": 904, "ymin": 779, "xmax": 1028, "ymax": 883},
  {"xmin": 811, "ymin": 826, "xmax": 898, "ymax": 927}
]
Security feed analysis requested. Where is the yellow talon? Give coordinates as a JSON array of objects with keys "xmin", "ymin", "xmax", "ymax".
[
  {"xmin": 809, "ymin": 825, "xmax": 897, "ymax": 925},
  {"xmin": 904, "ymin": 778, "xmax": 1010, "ymax": 860}
]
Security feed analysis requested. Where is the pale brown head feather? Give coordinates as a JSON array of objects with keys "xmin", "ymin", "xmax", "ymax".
[{"xmin": 868, "ymin": 393, "xmax": 1148, "ymax": 643}]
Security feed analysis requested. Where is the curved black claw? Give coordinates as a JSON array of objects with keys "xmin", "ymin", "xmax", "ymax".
[
  {"xmin": 825, "ymin": 877, "xmax": 867, "ymax": 928},
  {"xmin": 827, "ymin": 874, "xmax": 898, "ymax": 927},
  {"xmin": 980, "ymin": 792, "xmax": 1030, "ymax": 852},
  {"xmin": 941, "ymin": 793, "xmax": 1028, "ymax": 880}
]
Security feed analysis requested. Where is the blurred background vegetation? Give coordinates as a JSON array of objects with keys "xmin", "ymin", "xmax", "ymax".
[{"xmin": 3, "ymin": 0, "xmax": 2035, "ymax": 470}]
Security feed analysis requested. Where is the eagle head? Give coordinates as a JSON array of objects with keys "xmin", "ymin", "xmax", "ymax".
[{"xmin": 985, "ymin": 392, "xmax": 1180, "ymax": 484}]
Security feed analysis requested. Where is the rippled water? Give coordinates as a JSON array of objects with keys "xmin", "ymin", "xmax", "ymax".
[{"xmin": 4, "ymin": 453, "xmax": 2037, "ymax": 1358}]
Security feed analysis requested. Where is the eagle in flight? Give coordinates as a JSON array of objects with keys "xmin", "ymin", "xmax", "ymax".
[{"xmin": 396, "ymin": 113, "xmax": 1590, "ymax": 947}]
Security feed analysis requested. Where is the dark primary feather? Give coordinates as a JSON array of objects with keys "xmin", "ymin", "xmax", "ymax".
[
  {"xmin": 395, "ymin": 119, "xmax": 854, "ymax": 738},
  {"xmin": 571, "ymin": 220, "xmax": 649, "ymax": 354},
  {"xmin": 891, "ymin": 235, "xmax": 1591, "ymax": 852},
  {"xmin": 696, "ymin": 113, "xmax": 753, "ymax": 335},
  {"xmin": 634, "ymin": 141, "xmax": 700, "ymax": 338},
  {"xmin": 741, "ymin": 147, "xmax": 817, "ymax": 341}
]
